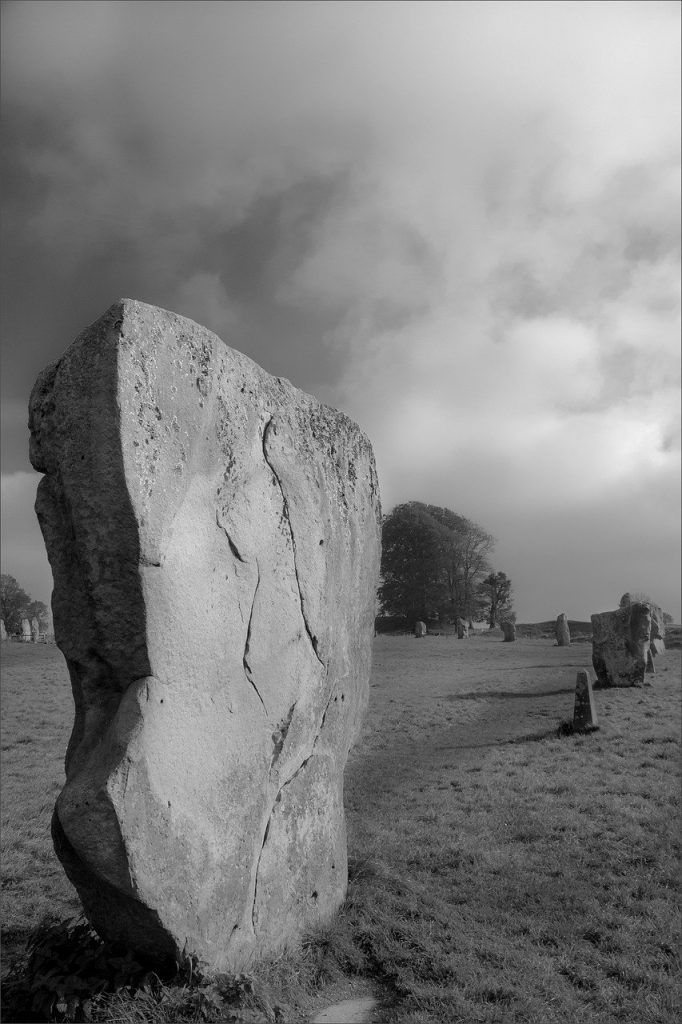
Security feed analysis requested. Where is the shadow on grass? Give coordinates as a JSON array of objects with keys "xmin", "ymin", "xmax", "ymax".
[
  {"xmin": 501, "ymin": 663, "xmax": 591, "ymax": 670},
  {"xmin": 439, "ymin": 686, "xmax": 575, "ymax": 701},
  {"xmin": 436, "ymin": 724, "xmax": 586, "ymax": 750}
]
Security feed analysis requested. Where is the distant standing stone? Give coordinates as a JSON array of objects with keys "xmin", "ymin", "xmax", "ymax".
[
  {"xmin": 501, "ymin": 621, "xmax": 516, "ymax": 642},
  {"xmin": 591, "ymin": 601, "xmax": 653, "ymax": 687},
  {"xmin": 21, "ymin": 618, "xmax": 31, "ymax": 642},
  {"xmin": 414, "ymin": 620, "xmax": 427, "ymax": 638},
  {"xmin": 0, "ymin": 620, "xmax": 7, "ymax": 641},
  {"xmin": 573, "ymin": 669, "xmax": 599, "ymax": 732},
  {"xmin": 456, "ymin": 617, "xmax": 469, "ymax": 639},
  {"xmin": 555, "ymin": 613, "xmax": 570, "ymax": 647},
  {"xmin": 649, "ymin": 603, "xmax": 666, "ymax": 660},
  {"xmin": 31, "ymin": 617, "xmax": 40, "ymax": 642}
]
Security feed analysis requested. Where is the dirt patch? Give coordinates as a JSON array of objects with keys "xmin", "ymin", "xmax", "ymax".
[{"xmin": 311, "ymin": 995, "xmax": 379, "ymax": 1022}]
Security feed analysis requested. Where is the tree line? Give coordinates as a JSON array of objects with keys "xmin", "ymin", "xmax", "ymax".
[
  {"xmin": 0, "ymin": 574, "xmax": 49, "ymax": 635},
  {"xmin": 2, "ymin": 501, "xmax": 511, "ymax": 639},
  {"xmin": 378, "ymin": 502, "xmax": 513, "ymax": 627}
]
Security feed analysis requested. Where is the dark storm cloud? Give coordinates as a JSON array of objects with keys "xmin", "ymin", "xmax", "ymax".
[{"xmin": 1, "ymin": 0, "xmax": 680, "ymax": 618}]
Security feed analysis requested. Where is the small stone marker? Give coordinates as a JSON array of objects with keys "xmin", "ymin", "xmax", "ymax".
[
  {"xmin": 0, "ymin": 620, "xmax": 7, "ymax": 641},
  {"xmin": 414, "ymin": 620, "xmax": 427, "ymax": 638},
  {"xmin": 21, "ymin": 618, "xmax": 31, "ymax": 642},
  {"xmin": 555, "ymin": 613, "xmax": 570, "ymax": 647},
  {"xmin": 456, "ymin": 617, "xmax": 469, "ymax": 639},
  {"xmin": 501, "ymin": 620, "xmax": 516, "ymax": 642},
  {"xmin": 649, "ymin": 604, "xmax": 666, "ymax": 660},
  {"xmin": 573, "ymin": 669, "xmax": 599, "ymax": 732}
]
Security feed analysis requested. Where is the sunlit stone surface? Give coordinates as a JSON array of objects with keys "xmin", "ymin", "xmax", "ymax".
[{"xmin": 29, "ymin": 299, "xmax": 381, "ymax": 970}]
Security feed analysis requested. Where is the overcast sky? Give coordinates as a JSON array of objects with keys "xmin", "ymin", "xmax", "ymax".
[{"xmin": 1, "ymin": 0, "xmax": 680, "ymax": 622}]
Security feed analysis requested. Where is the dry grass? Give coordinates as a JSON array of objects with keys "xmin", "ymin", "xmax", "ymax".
[{"xmin": 1, "ymin": 634, "xmax": 680, "ymax": 1023}]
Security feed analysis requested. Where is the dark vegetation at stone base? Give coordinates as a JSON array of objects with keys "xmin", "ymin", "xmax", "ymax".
[{"xmin": 1, "ymin": 638, "xmax": 680, "ymax": 1023}]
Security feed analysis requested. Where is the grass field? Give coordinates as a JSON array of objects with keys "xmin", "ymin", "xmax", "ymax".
[{"xmin": 1, "ymin": 633, "xmax": 680, "ymax": 1023}]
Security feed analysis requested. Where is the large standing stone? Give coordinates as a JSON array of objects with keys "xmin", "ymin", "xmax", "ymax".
[
  {"xmin": 31, "ymin": 617, "xmax": 40, "ymax": 642},
  {"xmin": 501, "ymin": 620, "xmax": 516, "ymax": 642},
  {"xmin": 573, "ymin": 669, "xmax": 599, "ymax": 732},
  {"xmin": 0, "ymin": 620, "xmax": 7, "ymax": 641},
  {"xmin": 591, "ymin": 601, "xmax": 654, "ymax": 687},
  {"xmin": 21, "ymin": 618, "xmax": 31, "ymax": 642},
  {"xmin": 414, "ymin": 620, "xmax": 427, "ymax": 638},
  {"xmin": 456, "ymin": 618, "xmax": 469, "ymax": 639},
  {"xmin": 555, "ymin": 613, "xmax": 570, "ymax": 647},
  {"xmin": 29, "ymin": 300, "xmax": 381, "ymax": 972}
]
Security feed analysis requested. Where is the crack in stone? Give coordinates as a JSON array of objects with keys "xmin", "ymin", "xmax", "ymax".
[
  {"xmin": 250, "ymin": 418, "xmax": 338, "ymax": 936},
  {"xmin": 251, "ymin": 684, "xmax": 338, "ymax": 933},
  {"xmin": 215, "ymin": 511, "xmax": 246, "ymax": 562},
  {"xmin": 243, "ymin": 561, "xmax": 266, "ymax": 714},
  {"xmin": 270, "ymin": 702, "xmax": 296, "ymax": 770},
  {"xmin": 261, "ymin": 418, "xmax": 325, "ymax": 670},
  {"xmin": 250, "ymin": 811, "xmax": 272, "ymax": 933},
  {"xmin": 251, "ymin": 752, "xmax": 313, "ymax": 934},
  {"xmin": 312, "ymin": 690, "xmax": 335, "ymax": 751}
]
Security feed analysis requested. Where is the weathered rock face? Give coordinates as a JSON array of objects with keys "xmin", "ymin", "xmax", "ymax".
[
  {"xmin": 29, "ymin": 300, "xmax": 381, "ymax": 972},
  {"xmin": 501, "ymin": 621, "xmax": 516, "ymax": 642},
  {"xmin": 555, "ymin": 613, "xmax": 570, "ymax": 647},
  {"xmin": 456, "ymin": 618, "xmax": 469, "ymax": 639},
  {"xmin": 591, "ymin": 602, "xmax": 654, "ymax": 687},
  {"xmin": 414, "ymin": 621, "xmax": 427, "ymax": 638},
  {"xmin": 573, "ymin": 670, "xmax": 598, "ymax": 732}
]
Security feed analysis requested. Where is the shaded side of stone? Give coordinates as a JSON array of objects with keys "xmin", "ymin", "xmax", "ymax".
[{"xmin": 573, "ymin": 669, "xmax": 599, "ymax": 732}]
